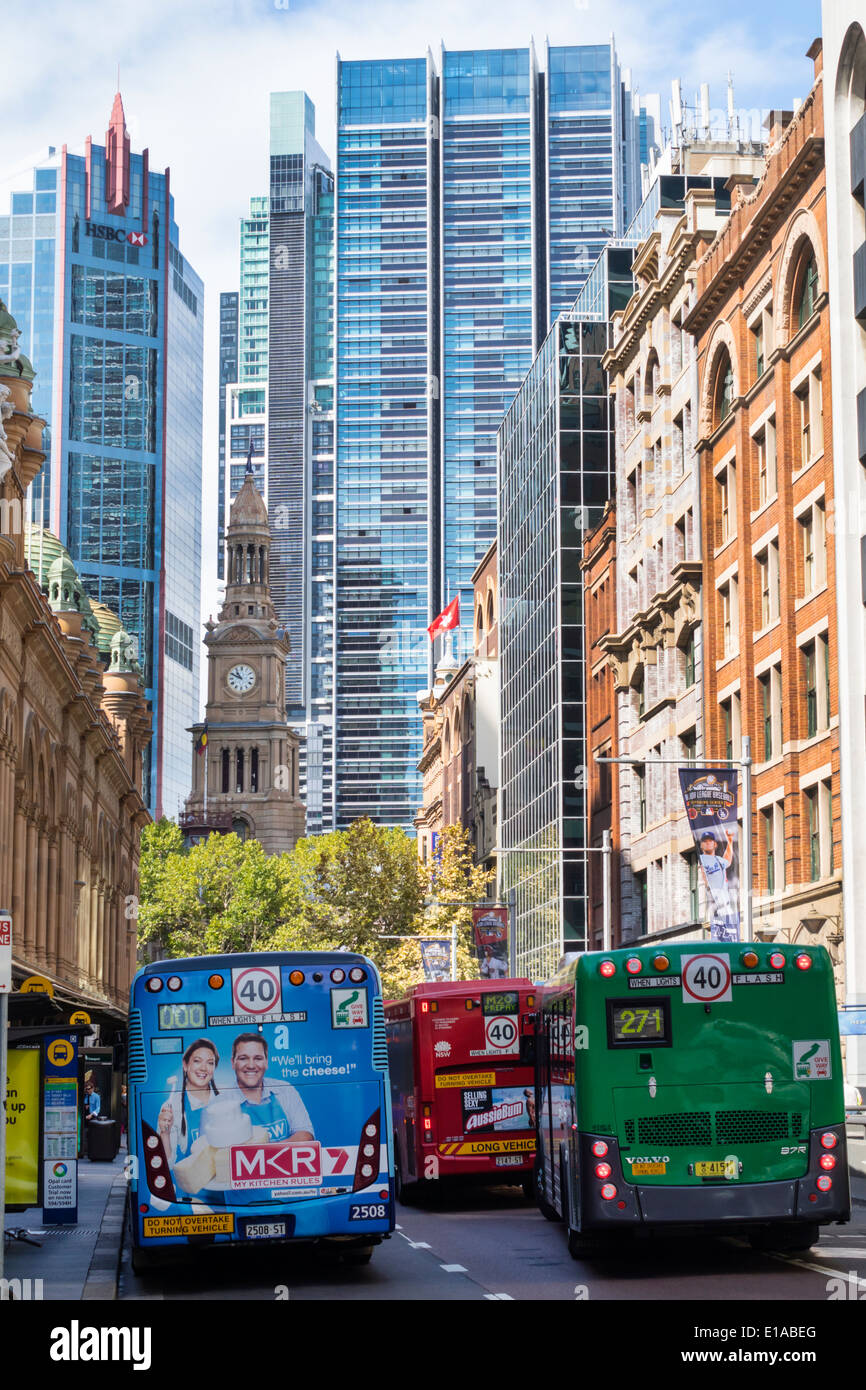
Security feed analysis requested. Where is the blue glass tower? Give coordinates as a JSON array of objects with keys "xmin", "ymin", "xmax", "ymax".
[
  {"xmin": 335, "ymin": 42, "xmax": 649, "ymax": 829},
  {"xmin": 1, "ymin": 95, "xmax": 203, "ymax": 817}
]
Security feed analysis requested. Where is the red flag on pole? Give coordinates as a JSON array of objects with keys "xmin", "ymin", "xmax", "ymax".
[{"xmin": 427, "ymin": 595, "xmax": 460, "ymax": 641}]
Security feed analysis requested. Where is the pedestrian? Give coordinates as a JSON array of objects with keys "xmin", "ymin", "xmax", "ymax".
[{"xmin": 120, "ymin": 1082, "xmax": 128, "ymax": 1143}]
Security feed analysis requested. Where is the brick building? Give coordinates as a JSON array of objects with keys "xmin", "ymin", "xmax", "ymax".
[
  {"xmin": 415, "ymin": 543, "xmax": 498, "ymax": 874},
  {"xmin": 581, "ymin": 501, "xmax": 620, "ymax": 945},
  {"xmin": 686, "ymin": 44, "xmax": 843, "ymax": 976}
]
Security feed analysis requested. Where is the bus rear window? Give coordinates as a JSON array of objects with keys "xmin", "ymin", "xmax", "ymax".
[{"xmin": 606, "ymin": 998, "xmax": 672, "ymax": 1048}]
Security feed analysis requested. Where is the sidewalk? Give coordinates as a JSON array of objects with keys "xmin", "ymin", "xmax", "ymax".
[{"xmin": 3, "ymin": 1147, "xmax": 127, "ymax": 1301}]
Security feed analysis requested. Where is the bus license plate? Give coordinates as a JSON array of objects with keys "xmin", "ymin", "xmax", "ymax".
[
  {"xmin": 496, "ymin": 1155, "xmax": 523, "ymax": 1168},
  {"xmin": 242, "ymin": 1221, "xmax": 287, "ymax": 1241},
  {"xmin": 694, "ymin": 1161, "xmax": 728, "ymax": 1178}
]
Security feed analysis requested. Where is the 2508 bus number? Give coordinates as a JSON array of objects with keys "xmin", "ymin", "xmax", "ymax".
[{"xmin": 349, "ymin": 1203, "xmax": 387, "ymax": 1221}]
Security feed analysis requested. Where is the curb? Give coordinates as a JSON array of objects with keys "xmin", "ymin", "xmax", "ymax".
[{"xmin": 81, "ymin": 1170, "xmax": 127, "ymax": 1300}]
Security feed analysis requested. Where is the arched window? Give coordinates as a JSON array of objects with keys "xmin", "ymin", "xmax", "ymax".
[
  {"xmin": 795, "ymin": 248, "xmax": 819, "ymax": 328},
  {"xmin": 236, "ymin": 748, "xmax": 244, "ymax": 793},
  {"xmin": 714, "ymin": 353, "xmax": 734, "ymax": 426},
  {"xmin": 251, "ymin": 747, "xmax": 259, "ymax": 792},
  {"xmin": 221, "ymin": 748, "xmax": 230, "ymax": 794},
  {"xmin": 232, "ymin": 818, "xmax": 248, "ymax": 842}
]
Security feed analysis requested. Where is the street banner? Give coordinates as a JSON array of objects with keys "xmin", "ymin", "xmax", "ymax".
[
  {"xmin": 678, "ymin": 768, "xmax": 741, "ymax": 942},
  {"xmin": 0, "ymin": 913, "xmax": 11, "ymax": 992},
  {"xmin": 472, "ymin": 906, "xmax": 509, "ymax": 979},
  {"xmin": 419, "ymin": 940, "xmax": 451, "ymax": 982},
  {"xmin": 5, "ymin": 1046, "xmax": 40, "ymax": 1207}
]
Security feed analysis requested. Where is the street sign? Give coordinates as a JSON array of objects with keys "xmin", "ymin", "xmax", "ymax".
[
  {"xmin": 20, "ymin": 974, "xmax": 54, "ymax": 996},
  {"xmin": 681, "ymin": 953, "xmax": 733, "ymax": 1004},
  {"xmin": 69, "ymin": 1010, "xmax": 91, "ymax": 1025},
  {"xmin": 231, "ymin": 965, "xmax": 281, "ymax": 1017},
  {"xmin": 0, "ymin": 914, "xmax": 10, "ymax": 993}
]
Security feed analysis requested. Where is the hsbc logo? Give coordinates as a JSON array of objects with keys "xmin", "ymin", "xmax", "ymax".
[
  {"xmin": 85, "ymin": 221, "xmax": 148, "ymax": 246},
  {"xmin": 230, "ymin": 1141, "xmax": 322, "ymax": 1189}
]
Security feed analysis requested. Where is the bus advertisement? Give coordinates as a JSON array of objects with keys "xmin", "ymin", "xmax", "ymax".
[
  {"xmin": 127, "ymin": 951, "xmax": 394, "ymax": 1271},
  {"xmin": 534, "ymin": 943, "xmax": 850, "ymax": 1257},
  {"xmin": 386, "ymin": 979, "xmax": 537, "ymax": 1196}
]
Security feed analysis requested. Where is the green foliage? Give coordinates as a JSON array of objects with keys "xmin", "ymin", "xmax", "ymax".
[{"xmin": 136, "ymin": 816, "xmax": 497, "ymax": 995}]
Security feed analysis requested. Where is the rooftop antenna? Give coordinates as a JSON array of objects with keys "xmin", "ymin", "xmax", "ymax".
[
  {"xmin": 700, "ymin": 83, "xmax": 710, "ymax": 138},
  {"xmin": 727, "ymin": 71, "xmax": 737, "ymax": 140}
]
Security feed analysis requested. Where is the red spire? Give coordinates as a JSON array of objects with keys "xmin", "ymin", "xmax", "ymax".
[{"xmin": 105, "ymin": 90, "xmax": 130, "ymax": 215}]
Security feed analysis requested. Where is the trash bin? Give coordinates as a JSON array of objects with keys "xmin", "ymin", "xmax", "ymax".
[{"xmin": 86, "ymin": 1117, "xmax": 119, "ymax": 1162}]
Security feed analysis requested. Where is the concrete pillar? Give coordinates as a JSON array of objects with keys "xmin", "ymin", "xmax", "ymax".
[
  {"xmin": 46, "ymin": 837, "xmax": 59, "ymax": 972},
  {"xmin": 11, "ymin": 801, "xmax": 25, "ymax": 943},
  {"xmin": 24, "ymin": 815, "xmax": 37, "ymax": 961},
  {"xmin": 35, "ymin": 824, "xmax": 49, "ymax": 967}
]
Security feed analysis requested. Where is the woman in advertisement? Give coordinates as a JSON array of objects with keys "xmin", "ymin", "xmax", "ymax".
[{"xmin": 157, "ymin": 1038, "xmax": 221, "ymax": 1185}]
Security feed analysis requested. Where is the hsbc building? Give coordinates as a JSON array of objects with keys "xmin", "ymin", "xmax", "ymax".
[{"xmin": 1, "ymin": 93, "xmax": 203, "ymax": 818}]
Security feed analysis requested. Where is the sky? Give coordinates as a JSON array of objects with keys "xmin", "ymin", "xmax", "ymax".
[{"xmin": 3, "ymin": 0, "xmax": 823, "ymax": 643}]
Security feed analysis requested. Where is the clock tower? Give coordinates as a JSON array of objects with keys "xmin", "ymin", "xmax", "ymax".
[{"xmin": 181, "ymin": 469, "xmax": 305, "ymax": 852}]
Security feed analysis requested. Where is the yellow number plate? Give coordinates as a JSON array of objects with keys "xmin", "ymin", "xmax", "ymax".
[
  {"xmin": 694, "ymin": 1161, "xmax": 729, "ymax": 1178},
  {"xmin": 143, "ymin": 1214, "xmax": 235, "ymax": 1238},
  {"xmin": 630, "ymin": 1161, "xmax": 666, "ymax": 1175}
]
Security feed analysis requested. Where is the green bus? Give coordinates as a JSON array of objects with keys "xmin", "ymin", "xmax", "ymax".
[{"xmin": 533, "ymin": 942, "xmax": 850, "ymax": 1256}]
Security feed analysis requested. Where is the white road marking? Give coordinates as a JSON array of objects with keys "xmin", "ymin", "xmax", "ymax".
[
  {"xmin": 483, "ymin": 1292, "xmax": 515, "ymax": 1300},
  {"xmin": 809, "ymin": 1247, "xmax": 866, "ymax": 1259},
  {"xmin": 441, "ymin": 1263, "xmax": 468, "ymax": 1273},
  {"xmin": 773, "ymin": 1254, "xmax": 866, "ymax": 1291}
]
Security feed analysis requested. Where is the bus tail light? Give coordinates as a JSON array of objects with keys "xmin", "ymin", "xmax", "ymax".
[
  {"xmin": 353, "ymin": 1109, "xmax": 381, "ymax": 1192},
  {"xmin": 819, "ymin": 1154, "xmax": 836, "ymax": 1171},
  {"xmin": 795, "ymin": 954, "xmax": 812, "ymax": 971},
  {"xmin": 208, "ymin": 974, "xmax": 224, "ymax": 989},
  {"xmin": 820, "ymin": 1132, "xmax": 838, "ymax": 1149},
  {"xmin": 141, "ymin": 1120, "xmax": 177, "ymax": 1202},
  {"xmin": 740, "ymin": 951, "xmax": 759, "ymax": 969},
  {"xmin": 599, "ymin": 960, "xmax": 616, "ymax": 978},
  {"xmin": 816, "ymin": 1175, "xmax": 832, "ymax": 1192},
  {"xmin": 625, "ymin": 957, "xmax": 642, "ymax": 975},
  {"xmin": 145, "ymin": 977, "xmax": 163, "ymax": 993},
  {"xmin": 591, "ymin": 1140, "xmax": 609, "ymax": 1158},
  {"xmin": 769, "ymin": 952, "xmax": 785, "ymax": 969},
  {"xmin": 652, "ymin": 954, "xmax": 670, "ymax": 972},
  {"xmin": 595, "ymin": 1163, "xmax": 612, "ymax": 1180},
  {"xmin": 600, "ymin": 1183, "xmax": 617, "ymax": 1201}
]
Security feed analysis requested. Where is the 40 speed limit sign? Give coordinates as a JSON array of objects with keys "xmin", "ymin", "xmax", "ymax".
[
  {"xmin": 681, "ymin": 953, "xmax": 732, "ymax": 1004},
  {"xmin": 232, "ymin": 964, "xmax": 282, "ymax": 1016},
  {"xmin": 483, "ymin": 1013, "xmax": 519, "ymax": 1054}
]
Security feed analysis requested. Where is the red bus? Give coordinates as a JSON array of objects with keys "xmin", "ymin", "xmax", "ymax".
[{"xmin": 385, "ymin": 979, "xmax": 537, "ymax": 1197}]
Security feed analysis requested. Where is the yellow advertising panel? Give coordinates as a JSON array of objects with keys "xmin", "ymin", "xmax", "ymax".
[{"xmin": 5, "ymin": 1047, "xmax": 40, "ymax": 1205}]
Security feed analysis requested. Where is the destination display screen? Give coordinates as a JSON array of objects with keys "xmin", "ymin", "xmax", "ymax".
[
  {"xmin": 157, "ymin": 1002, "xmax": 206, "ymax": 1031},
  {"xmin": 482, "ymin": 991, "xmax": 519, "ymax": 1017},
  {"xmin": 607, "ymin": 999, "xmax": 671, "ymax": 1047}
]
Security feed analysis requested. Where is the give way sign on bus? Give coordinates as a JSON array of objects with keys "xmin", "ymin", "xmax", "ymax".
[{"xmin": 681, "ymin": 953, "xmax": 732, "ymax": 1004}]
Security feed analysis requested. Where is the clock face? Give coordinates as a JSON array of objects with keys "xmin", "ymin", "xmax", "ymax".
[{"xmin": 227, "ymin": 663, "xmax": 256, "ymax": 695}]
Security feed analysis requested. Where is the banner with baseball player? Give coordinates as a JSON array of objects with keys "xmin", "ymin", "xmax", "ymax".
[{"xmin": 678, "ymin": 768, "xmax": 741, "ymax": 942}]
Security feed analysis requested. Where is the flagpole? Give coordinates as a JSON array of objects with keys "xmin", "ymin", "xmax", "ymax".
[{"xmin": 203, "ymin": 731, "xmax": 208, "ymax": 819}]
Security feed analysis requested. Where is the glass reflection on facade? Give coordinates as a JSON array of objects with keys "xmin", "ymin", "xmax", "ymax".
[
  {"xmin": 335, "ymin": 43, "xmax": 647, "ymax": 830},
  {"xmin": 498, "ymin": 250, "xmax": 632, "ymax": 979},
  {"xmin": 3, "ymin": 101, "xmax": 203, "ymax": 816}
]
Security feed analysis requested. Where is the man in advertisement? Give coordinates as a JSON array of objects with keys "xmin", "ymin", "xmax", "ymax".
[
  {"xmin": 698, "ymin": 828, "xmax": 739, "ymax": 942},
  {"xmin": 229, "ymin": 1034, "xmax": 314, "ymax": 1142},
  {"xmin": 678, "ymin": 769, "xmax": 741, "ymax": 943}
]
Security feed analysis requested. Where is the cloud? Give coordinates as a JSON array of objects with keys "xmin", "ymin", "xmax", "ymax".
[{"xmin": 5, "ymin": 0, "xmax": 820, "ymax": 671}]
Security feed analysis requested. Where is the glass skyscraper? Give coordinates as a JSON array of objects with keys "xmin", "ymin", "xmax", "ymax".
[
  {"xmin": 221, "ymin": 92, "xmax": 335, "ymax": 833},
  {"xmin": 1, "ymin": 94, "xmax": 203, "ymax": 817},
  {"xmin": 497, "ymin": 249, "xmax": 634, "ymax": 980},
  {"xmin": 335, "ymin": 42, "xmax": 651, "ymax": 830}
]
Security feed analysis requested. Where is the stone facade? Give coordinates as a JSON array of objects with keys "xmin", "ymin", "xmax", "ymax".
[
  {"xmin": 600, "ymin": 149, "xmax": 763, "ymax": 942},
  {"xmin": 686, "ymin": 45, "xmax": 843, "ymax": 983},
  {"xmin": 821, "ymin": 2, "xmax": 866, "ymax": 1082},
  {"xmin": 415, "ymin": 543, "xmax": 498, "ymax": 873},
  {"xmin": 0, "ymin": 303, "xmax": 151, "ymax": 1019},
  {"xmin": 182, "ymin": 470, "xmax": 305, "ymax": 853}
]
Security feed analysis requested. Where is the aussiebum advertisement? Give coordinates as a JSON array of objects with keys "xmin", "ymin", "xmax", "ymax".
[
  {"xmin": 139, "ymin": 980, "xmax": 386, "ymax": 1210},
  {"xmin": 461, "ymin": 1086, "xmax": 536, "ymax": 1135}
]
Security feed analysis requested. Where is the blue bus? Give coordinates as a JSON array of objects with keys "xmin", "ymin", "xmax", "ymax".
[{"xmin": 127, "ymin": 951, "xmax": 394, "ymax": 1272}]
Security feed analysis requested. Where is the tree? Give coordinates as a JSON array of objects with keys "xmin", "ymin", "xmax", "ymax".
[
  {"xmin": 421, "ymin": 822, "xmax": 495, "ymax": 982},
  {"xmin": 137, "ymin": 822, "xmax": 295, "ymax": 960},
  {"xmin": 271, "ymin": 819, "xmax": 426, "ymax": 984}
]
